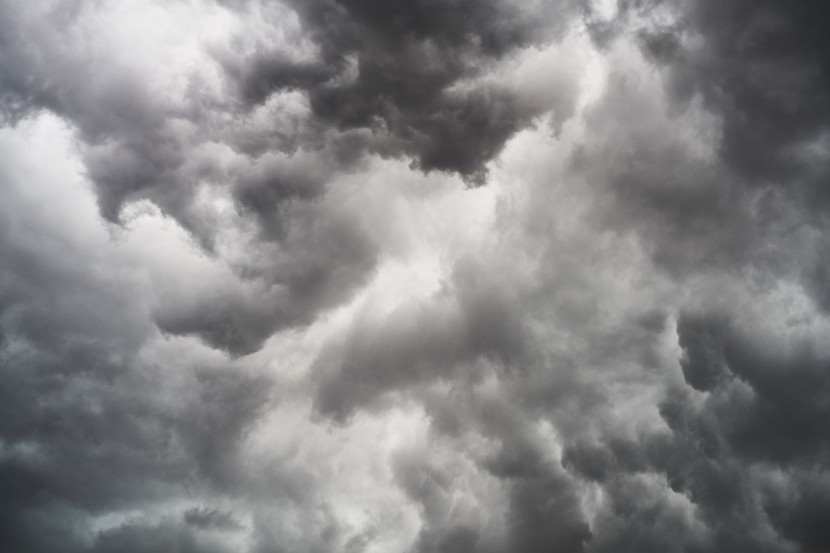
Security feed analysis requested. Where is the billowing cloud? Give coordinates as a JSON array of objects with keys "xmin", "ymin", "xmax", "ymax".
[{"xmin": 1, "ymin": 1, "xmax": 830, "ymax": 552}]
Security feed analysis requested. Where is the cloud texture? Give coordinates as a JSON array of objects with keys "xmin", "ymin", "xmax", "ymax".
[{"xmin": 1, "ymin": 0, "xmax": 830, "ymax": 552}]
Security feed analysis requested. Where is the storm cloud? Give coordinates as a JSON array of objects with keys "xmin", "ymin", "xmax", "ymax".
[{"xmin": 1, "ymin": 0, "xmax": 830, "ymax": 552}]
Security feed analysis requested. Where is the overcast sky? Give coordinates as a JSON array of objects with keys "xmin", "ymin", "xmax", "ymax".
[{"xmin": 1, "ymin": 0, "xmax": 830, "ymax": 552}]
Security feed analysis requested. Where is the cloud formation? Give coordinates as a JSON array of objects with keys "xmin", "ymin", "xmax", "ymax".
[{"xmin": 1, "ymin": 1, "xmax": 830, "ymax": 552}]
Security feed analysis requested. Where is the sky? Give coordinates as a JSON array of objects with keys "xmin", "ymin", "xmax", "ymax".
[{"xmin": 1, "ymin": 0, "xmax": 830, "ymax": 552}]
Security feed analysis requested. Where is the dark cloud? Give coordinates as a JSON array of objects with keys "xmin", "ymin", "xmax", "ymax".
[
  {"xmin": 558, "ymin": 308, "xmax": 830, "ymax": 553},
  {"xmin": 547, "ymin": 2, "xmax": 830, "ymax": 548},
  {"xmin": 225, "ymin": 0, "xmax": 584, "ymax": 182},
  {"xmin": 678, "ymin": 313, "xmax": 830, "ymax": 465},
  {"xmin": 498, "ymin": 434, "xmax": 592, "ymax": 553},
  {"xmin": 184, "ymin": 507, "xmax": 243, "ymax": 531},
  {"xmin": 625, "ymin": 0, "xmax": 830, "ymax": 200},
  {"xmin": 89, "ymin": 520, "xmax": 235, "ymax": 553},
  {"xmin": 568, "ymin": 0, "xmax": 830, "ymax": 310}
]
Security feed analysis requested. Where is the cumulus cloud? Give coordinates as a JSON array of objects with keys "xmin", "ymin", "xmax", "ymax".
[{"xmin": 2, "ymin": 0, "xmax": 830, "ymax": 552}]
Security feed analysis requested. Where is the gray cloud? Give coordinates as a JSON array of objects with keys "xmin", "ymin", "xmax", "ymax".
[
  {"xmin": 223, "ymin": 0, "xmax": 585, "ymax": 183},
  {"xmin": 0, "ymin": 1, "xmax": 381, "ymax": 354},
  {"xmin": 2, "ymin": 0, "xmax": 830, "ymax": 552},
  {"xmin": 313, "ymin": 255, "xmax": 530, "ymax": 420}
]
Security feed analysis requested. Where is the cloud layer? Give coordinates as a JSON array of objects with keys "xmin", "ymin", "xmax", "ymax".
[{"xmin": 1, "ymin": 0, "xmax": 830, "ymax": 552}]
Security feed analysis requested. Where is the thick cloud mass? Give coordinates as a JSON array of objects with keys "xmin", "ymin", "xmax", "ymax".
[
  {"xmin": 231, "ymin": 0, "xmax": 581, "ymax": 181},
  {"xmin": 2, "ymin": 0, "xmax": 830, "ymax": 552}
]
